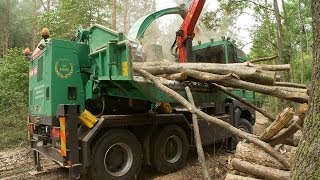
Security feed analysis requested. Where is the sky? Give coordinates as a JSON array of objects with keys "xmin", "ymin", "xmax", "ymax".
[{"xmin": 156, "ymin": 0, "xmax": 255, "ymax": 53}]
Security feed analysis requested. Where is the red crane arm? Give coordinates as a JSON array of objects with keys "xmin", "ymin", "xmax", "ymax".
[{"xmin": 177, "ymin": 0, "xmax": 206, "ymax": 63}]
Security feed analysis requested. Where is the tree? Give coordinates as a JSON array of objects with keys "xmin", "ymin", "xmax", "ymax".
[{"xmin": 291, "ymin": 0, "xmax": 320, "ymax": 179}]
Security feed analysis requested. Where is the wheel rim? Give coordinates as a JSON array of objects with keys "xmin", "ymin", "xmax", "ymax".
[
  {"xmin": 163, "ymin": 135, "xmax": 183, "ymax": 163},
  {"xmin": 104, "ymin": 143, "xmax": 133, "ymax": 177}
]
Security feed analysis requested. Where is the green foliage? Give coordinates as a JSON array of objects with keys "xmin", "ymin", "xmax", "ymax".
[{"xmin": 0, "ymin": 49, "xmax": 29, "ymax": 149}]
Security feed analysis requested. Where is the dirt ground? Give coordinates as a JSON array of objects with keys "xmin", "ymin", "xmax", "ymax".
[{"xmin": 0, "ymin": 112, "xmax": 268, "ymax": 180}]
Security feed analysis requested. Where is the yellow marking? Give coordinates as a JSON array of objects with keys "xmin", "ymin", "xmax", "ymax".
[
  {"xmin": 79, "ymin": 109, "xmax": 98, "ymax": 128},
  {"xmin": 122, "ymin": 61, "xmax": 128, "ymax": 76},
  {"xmin": 59, "ymin": 117, "xmax": 67, "ymax": 157}
]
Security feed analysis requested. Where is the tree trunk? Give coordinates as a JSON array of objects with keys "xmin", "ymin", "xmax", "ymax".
[
  {"xmin": 185, "ymin": 87, "xmax": 210, "ymax": 180},
  {"xmin": 112, "ymin": 0, "xmax": 117, "ymax": 30},
  {"xmin": 123, "ymin": 0, "xmax": 128, "ymax": 33},
  {"xmin": 281, "ymin": 0, "xmax": 293, "ymax": 81},
  {"xmin": 235, "ymin": 142, "xmax": 287, "ymax": 170},
  {"xmin": 298, "ymin": 0, "xmax": 305, "ymax": 83},
  {"xmin": 225, "ymin": 173, "xmax": 259, "ymax": 180},
  {"xmin": 273, "ymin": 0, "xmax": 286, "ymax": 80},
  {"xmin": 231, "ymin": 158, "xmax": 290, "ymax": 180},
  {"xmin": 135, "ymin": 69, "xmax": 291, "ymax": 169},
  {"xmin": 269, "ymin": 103, "xmax": 308, "ymax": 147},
  {"xmin": 259, "ymin": 108, "xmax": 294, "ymax": 142},
  {"xmin": 292, "ymin": 1, "xmax": 320, "ymax": 178},
  {"xmin": 134, "ymin": 62, "xmax": 277, "ymax": 85}
]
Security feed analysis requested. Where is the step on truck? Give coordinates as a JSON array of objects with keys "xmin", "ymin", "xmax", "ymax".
[{"xmin": 27, "ymin": 3, "xmax": 255, "ymax": 180}]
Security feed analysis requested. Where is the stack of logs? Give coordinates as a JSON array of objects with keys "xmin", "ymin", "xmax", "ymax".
[
  {"xmin": 226, "ymin": 103, "xmax": 308, "ymax": 180},
  {"xmin": 132, "ymin": 56, "xmax": 309, "ymax": 180}
]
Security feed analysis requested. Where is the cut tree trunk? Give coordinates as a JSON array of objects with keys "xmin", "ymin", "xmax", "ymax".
[
  {"xmin": 231, "ymin": 158, "xmax": 290, "ymax": 180},
  {"xmin": 225, "ymin": 173, "xmax": 260, "ymax": 180},
  {"xmin": 133, "ymin": 62, "xmax": 276, "ymax": 85},
  {"xmin": 225, "ymin": 173, "xmax": 259, "ymax": 180},
  {"xmin": 259, "ymin": 108, "xmax": 294, "ymax": 142},
  {"xmin": 274, "ymin": 82, "xmax": 307, "ymax": 89},
  {"xmin": 243, "ymin": 63, "xmax": 290, "ymax": 71},
  {"xmin": 269, "ymin": 104, "xmax": 308, "ymax": 146},
  {"xmin": 185, "ymin": 87, "xmax": 210, "ymax": 180},
  {"xmin": 235, "ymin": 142, "xmax": 287, "ymax": 170},
  {"xmin": 164, "ymin": 72, "xmax": 188, "ymax": 81},
  {"xmin": 248, "ymin": 55, "xmax": 277, "ymax": 63},
  {"xmin": 212, "ymin": 83, "xmax": 275, "ymax": 121},
  {"xmin": 134, "ymin": 69, "xmax": 291, "ymax": 169}
]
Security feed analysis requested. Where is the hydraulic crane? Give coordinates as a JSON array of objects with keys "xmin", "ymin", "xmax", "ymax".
[{"xmin": 176, "ymin": 0, "xmax": 206, "ymax": 63}]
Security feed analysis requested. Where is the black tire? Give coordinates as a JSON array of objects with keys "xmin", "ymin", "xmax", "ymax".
[
  {"xmin": 228, "ymin": 118, "xmax": 253, "ymax": 150},
  {"xmin": 238, "ymin": 118, "xmax": 253, "ymax": 134},
  {"xmin": 150, "ymin": 125, "xmax": 189, "ymax": 173},
  {"xmin": 90, "ymin": 129, "xmax": 142, "ymax": 180}
]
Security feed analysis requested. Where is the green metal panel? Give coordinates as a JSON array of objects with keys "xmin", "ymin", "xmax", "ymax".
[
  {"xmin": 127, "ymin": 6, "xmax": 187, "ymax": 40},
  {"xmin": 29, "ymin": 39, "xmax": 89, "ymax": 117}
]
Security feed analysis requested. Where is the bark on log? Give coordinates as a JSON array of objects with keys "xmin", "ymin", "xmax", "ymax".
[
  {"xmin": 185, "ymin": 87, "xmax": 210, "ymax": 180},
  {"xmin": 164, "ymin": 73, "xmax": 188, "ymax": 81},
  {"xmin": 133, "ymin": 62, "xmax": 276, "ymax": 85},
  {"xmin": 180, "ymin": 70, "xmax": 308, "ymax": 103},
  {"xmin": 273, "ymin": 86, "xmax": 307, "ymax": 93},
  {"xmin": 225, "ymin": 173, "xmax": 260, "ymax": 180},
  {"xmin": 248, "ymin": 55, "xmax": 278, "ymax": 63},
  {"xmin": 134, "ymin": 69, "xmax": 291, "ymax": 169},
  {"xmin": 243, "ymin": 63, "xmax": 290, "ymax": 71},
  {"xmin": 231, "ymin": 158, "xmax": 290, "ymax": 180},
  {"xmin": 235, "ymin": 142, "xmax": 287, "ymax": 170},
  {"xmin": 269, "ymin": 104, "xmax": 308, "ymax": 146},
  {"xmin": 212, "ymin": 83, "xmax": 276, "ymax": 121},
  {"xmin": 274, "ymin": 82, "xmax": 307, "ymax": 89},
  {"xmin": 158, "ymin": 69, "xmax": 308, "ymax": 103},
  {"xmin": 259, "ymin": 108, "xmax": 294, "ymax": 142}
]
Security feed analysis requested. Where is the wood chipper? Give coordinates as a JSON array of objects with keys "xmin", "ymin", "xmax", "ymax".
[{"xmin": 27, "ymin": 1, "xmax": 255, "ymax": 179}]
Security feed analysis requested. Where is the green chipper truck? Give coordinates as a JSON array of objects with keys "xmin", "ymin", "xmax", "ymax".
[{"xmin": 27, "ymin": 4, "xmax": 255, "ymax": 180}]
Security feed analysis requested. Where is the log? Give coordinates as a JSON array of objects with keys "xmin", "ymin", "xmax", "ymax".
[
  {"xmin": 259, "ymin": 108, "xmax": 294, "ymax": 142},
  {"xmin": 273, "ymin": 86, "xmax": 307, "ymax": 93},
  {"xmin": 234, "ymin": 142, "xmax": 287, "ymax": 170},
  {"xmin": 248, "ymin": 55, "xmax": 278, "ymax": 63},
  {"xmin": 133, "ymin": 62, "xmax": 276, "ymax": 85},
  {"xmin": 134, "ymin": 69, "xmax": 291, "ymax": 169},
  {"xmin": 274, "ymin": 82, "xmax": 307, "ymax": 89},
  {"xmin": 185, "ymin": 87, "xmax": 210, "ymax": 180},
  {"xmin": 225, "ymin": 173, "xmax": 260, "ymax": 180},
  {"xmin": 164, "ymin": 72, "xmax": 188, "ymax": 81},
  {"xmin": 180, "ymin": 70, "xmax": 308, "ymax": 103},
  {"xmin": 231, "ymin": 158, "xmax": 290, "ymax": 180},
  {"xmin": 269, "ymin": 104, "xmax": 308, "ymax": 146},
  {"xmin": 212, "ymin": 83, "xmax": 275, "ymax": 121},
  {"xmin": 244, "ymin": 63, "xmax": 290, "ymax": 71}
]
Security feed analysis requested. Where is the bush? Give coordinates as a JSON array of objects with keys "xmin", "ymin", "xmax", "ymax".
[{"xmin": 0, "ymin": 48, "xmax": 29, "ymax": 149}]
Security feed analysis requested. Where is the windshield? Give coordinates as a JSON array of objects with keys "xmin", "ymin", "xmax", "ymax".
[{"xmin": 193, "ymin": 45, "xmax": 225, "ymax": 63}]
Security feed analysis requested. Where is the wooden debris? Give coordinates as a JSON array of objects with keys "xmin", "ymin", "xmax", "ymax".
[
  {"xmin": 134, "ymin": 68, "xmax": 291, "ymax": 169},
  {"xmin": 225, "ymin": 173, "xmax": 260, "ymax": 180},
  {"xmin": 259, "ymin": 108, "xmax": 294, "ymax": 142},
  {"xmin": 231, "ymin": 158, "xmax": 290, "ymax": 180},
  {"xmin": 234, "ymin": 142, "xmax": 287, "ymax": 170},
  {"xmin": 212, "ymin": 83, "xmax": 275, "ymax": 121},
  {"xmin": 185, "ymin": 87, "xmax": 210, "ymax": 180},
  {"xmin": 269, "ymin": 104, "xmax": 308, "ymax": 146},
  {"xmin": 248, "ymin": 55, "xmax": 278, "ymax": 63}
]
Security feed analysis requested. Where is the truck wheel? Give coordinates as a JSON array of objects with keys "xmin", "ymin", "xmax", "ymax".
[
  {"xmin": 90, "ymin": 129, "xmax": 142, "ymax": 180},
  {"xmin": 151, "ymin": 125, "xmax": 189, "ymax": 173},
  {"xmin": 238, "ymin": 118, "xmax": 253, "ymax": 134},
  {"xmin": 228, "ymin": 118, "xmax": 253, "ymax": 150}
]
